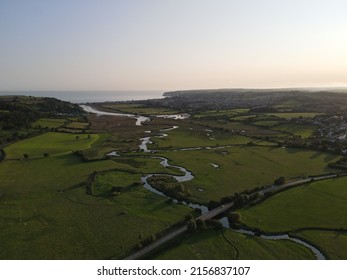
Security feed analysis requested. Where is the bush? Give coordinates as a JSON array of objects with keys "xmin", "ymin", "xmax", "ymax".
[
  {"xmin": 274, "ymin": 176, "xmax": 286, "ymax": 185},
  {"xmin": 206, "ymin": 219, "xmax": 223, "ymax": 230},
  {"xmin": 228, "ymin": 212, "xmax": 242, "ymax": 224}
]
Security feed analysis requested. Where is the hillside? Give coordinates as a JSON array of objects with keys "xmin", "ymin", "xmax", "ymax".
[{"xmin": 0, "ymin": 95, "xmax": 84, "ymax": 144}]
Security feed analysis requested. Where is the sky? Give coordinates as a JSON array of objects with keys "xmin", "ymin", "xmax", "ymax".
[{"xmin": 1, "ymin": 0, "xmax": 347, "ymax": 91}]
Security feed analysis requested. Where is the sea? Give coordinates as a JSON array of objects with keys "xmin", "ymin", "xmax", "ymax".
[{"xmin": 0, "ymin": 90, "xmax": 166, "ymax": 103}]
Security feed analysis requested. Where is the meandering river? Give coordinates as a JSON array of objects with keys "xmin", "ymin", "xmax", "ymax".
[
  {"xmin": 137, "ymin": 127, "xmax": 326, "ymax": 260},
  {"xmin": 83, "ymin": 104, "xmax": 325, "ymax": 260}
]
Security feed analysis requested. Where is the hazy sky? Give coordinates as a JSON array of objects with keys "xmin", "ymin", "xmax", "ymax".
[{"xmin": 1, "ymin": 0, "xmax": 347, "ymax": 91}]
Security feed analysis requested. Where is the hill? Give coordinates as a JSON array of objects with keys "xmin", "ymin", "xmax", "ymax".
[{"xmin": 0, "ymin": 95, "xmax": 84, "ymax": 145}]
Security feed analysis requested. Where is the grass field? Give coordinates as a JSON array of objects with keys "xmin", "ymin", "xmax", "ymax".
[
  {"xmin": 152, "ymin": 229, "xmax": 315, "ymax": 260},
  {"xmin": 193, "ymin": 109, "xmax": 249, "ymax": 119},
  {"xmin": 154, "ymin": 127, "xmax": 253, "ymax": 149},
  {"xmin": 265, "ymin": 112, "xmax": 322, "ymax": 119},
  {"xmin": 253, "ymin": 120, "xmax": 281, "ymax": 127},
  {"xmin": 231, "ymin": 115, "xmax": 257, "ymax": 121},
  {"xmin": 95, "ymin": 170, "xmax": 140, "ymax": 194},
  {"xmin": 273, "ymin": 123, "xmax": 316, "ymax": 138},
  {"xmin": 4, "ymin": 132, "xmax": 99, "ymax": 158},
  {"xmin": 0, "ymin": 183, "xmax": 192, "ymax": 259},
  {"xmin": 0, "ymin": 151, "xmax": 192, "ymax": 259},
  {"xmin": 158, "ymin": 147, "xmax": 339, "ymax": 203},
  {"xmin": 65, "ymin": 122, "xmax": 89, "ymax": 130},
  {"xmin": 197, "ymin": 120, "xmax": 282, "ymax": 136},
  {"xmin": 32, "ymin": 118, "xmax": 66, "ymax": 129},
  {"xmin": 297, "ymin": 230, "xmax": 347, "ymax": 260},
  {"xmin": 240, "ymin": 177, "xmax": 347, "ymax": 232}
]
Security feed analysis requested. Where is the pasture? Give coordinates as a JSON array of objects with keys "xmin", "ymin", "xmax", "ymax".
[
  {"xmin": 297, "ymin": 230, "xmax": 347, "ymax": 260},
  {"xmin": 152, "ymin": 229, "xmax": 315, "ymax": 260},
  {"xmin": 159, "ymin": 147, "xmax": 340, "ymax": 203},
  {"xmin": 65, "ymin": 122, "xmax": 89, "ymax": 130},
  {"xmin": 273, "ymin": 123, "xmax": 316, "ymax": 138},
  {"xmin": 265, "ymin": 112, "xmax": 322, "ymax": 119},
  {"xmin": 32, "ymin": 118, "xmax": 66, "ymax": 129},
  {"xmin": 0, "ymin": 150, "xmax": 192, "ymax": 259},
  {"xmin": 154, "ymin": 127, "xmax": 253, "ymax": 149},
  {"xmin": 193, "ymin": 109, "xmax": 249, "ymax": 119},
  {"xmin": 240, "ymin": 177, "xmax": 347, "ymax": 232},
  {"xmin": 4, "ymin": 132, "xmax": 99, "ymax": 159}
]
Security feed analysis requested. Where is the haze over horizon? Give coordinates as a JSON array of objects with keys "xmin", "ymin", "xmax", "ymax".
[{"xmin": 1, "ymin": 0, "xmax": 347, "ymax": 91}]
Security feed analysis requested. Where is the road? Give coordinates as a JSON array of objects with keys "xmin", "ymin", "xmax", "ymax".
[
  {"xmin": 261, "ymin": 173, "xmax": 346, "ymax": 195},
  {"xmin": 124, "ymin": 225, "xmax": 188, "ymax": 260}
]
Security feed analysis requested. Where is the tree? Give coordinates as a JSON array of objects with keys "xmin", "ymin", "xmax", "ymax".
[
  {"xmin": 184, "ymin": 214, "xmax": 194, "ymax": 222},
  {"xmin": 196, "ymin": 219, "xmax": 207, "ymax": 230},
  {"xmin": 149, "ymin": 234, "xmax": 156, "ymax": 243},
  {"xmin": 187, "ymin": 220, "xmax": 197, "ymax": 232},
  {"xmin": 23, "ymin": 154, "xmax": 29, "ymax": 160},
  {"xmin": 228, "ymin": 212, "xmax": 242, "ymax": 224},
  {"xmin": 87, "ymin": 134, "xmax": 91, "ymax": 139},
  {"xmin": 75, "ymin": 135, "xmax": 79, "ymax": 140},
  {"xmin": 43, "ymin": 153, "xmax": 49, "ymax": 158},
  {"xmin": 206, "ymin": 219, "xmax": 223, "ymax": 230}
]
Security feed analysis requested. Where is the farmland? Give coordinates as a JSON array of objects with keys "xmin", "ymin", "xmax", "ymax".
[
  {"xmin": 152, "ymin": 229, "xmax": 315, "ymax": 260},
  {"xmin": 240, "ymin": 177, "xmax": 347, "ymax": 232},
  {"xmin": 153, "ymin": 126, "xmax": 252, "ymax": 149},
  {"xmin": 4, "ymin": 132, "xmax": 99, "ymax": 159},
  {"xmin": 158, "ymin": 147, "xmax": 339, "ymax": 204},
  {"xmin": 296, "ymin": 230, "xmax": 347, "ymax": 260},
  {"xmin": 0, "ymin": 133, "xmax": 193, "ymax": 259},
  {"xmin": 32, "ymin": 118, "xmax": 66, "ymax": 129},
  {"xmin": 238, "ymin": 177, "xmax": 347, "ymax": 259},
  {"xmin": 273, "ymin": 123, "xmax": 316, "ymax": 138}
]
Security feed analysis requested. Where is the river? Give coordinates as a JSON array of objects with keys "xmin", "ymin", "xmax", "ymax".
[
  {"xmin": 80, "ymin": 104, "xmax": 150, "ymax": 126},
  {"xmin": 137, "ymin": 126, "xmax": 326, "ymax": 260},
  {"xmin": 84, "ymin": 104, "xmax": 325, "ymax": 260}
]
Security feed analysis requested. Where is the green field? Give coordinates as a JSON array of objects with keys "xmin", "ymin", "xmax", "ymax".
[
  {"xmin": 32, "ymin": 118, "xmax": 66, "ymax": 129},
  {"xmin": 297, "ymin": 230, "xmax": 347, "ymax": 260},
  {"xmin": 154, "ymin": 127, "xmax": 252, "ymax": 149},
  {"xmin": 253, "ymin": 120, "xmax": 281, "ymax": 127},
  {"xmin": 197, "ymin": 120, "xmax": 282, "ymax": 136},
  {"xmin": 0, "ymin": 182, "xmax": 192, "ymax": 259},
  {"xmin": 265, "ymin": 112, "xmax": 322, "ymax": 119},
  {"xmin": 238, "ymin": 177, "xmax": 347, "ymax": 259},
  {"xmin": 273, "ymin": 123, "xmax": 316, "ymax": 138},
  {"xmin": 152, "ymin": 229, "xmax": 315, "ymax": 260},
  {"xmin": 193, "ymin": 109, "xmax": 249, "ymax": 119},
  {"xmin": 159, "ymin": 147, "xmax": 339, "ymax": 203},
  {"xmin": 0, "ymin": 148, "xmax": 192, "ymax": 259},
  {"xmin": 4, "ymin": 132, "xmax": 99, "ymax": 158},
  {"xmin": 231, "ymin": 115, "xmax": 257, "ymax": 121},
  {"xmin": 240, "ymin": 177, "xmax": 347, "ymax": 232},
  {"xmin": 65, "ymin": 122, "xmax": 89, "ymax": 129}
]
